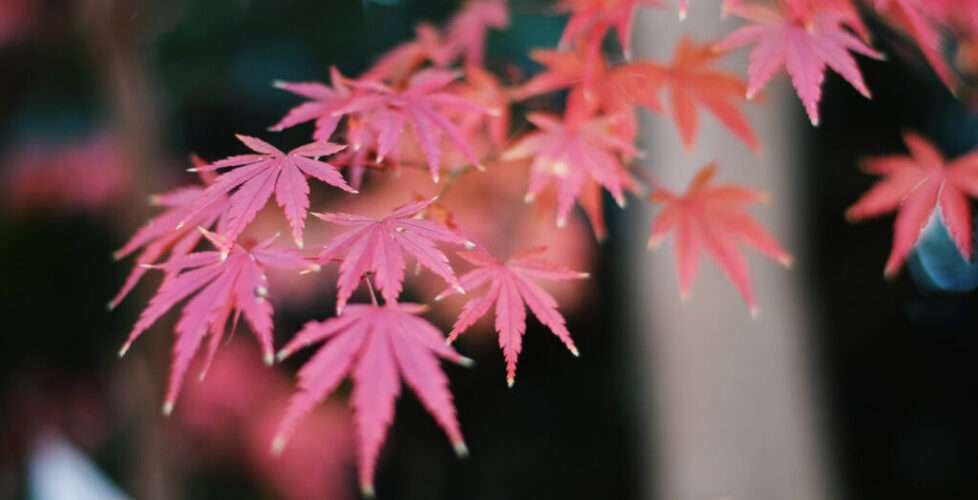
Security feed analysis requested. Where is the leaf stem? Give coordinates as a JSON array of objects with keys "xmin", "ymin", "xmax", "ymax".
[{"xmin": 363, "ymin": 274, "xmax": 380, "ymax": 306}]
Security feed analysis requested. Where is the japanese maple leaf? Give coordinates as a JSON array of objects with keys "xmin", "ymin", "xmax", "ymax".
[
  {"xmin": 270, "ymin": 67, "xmax": 352, "ymax": 142},
  {"xmin": 361, "ymin": 24, "xmax": 453, "ymax": 83},
  {"xmin": 329, "ymin": 132, "xmax": 387, "ymax": 190},
  {"xmin": 816, "ymin": 0, "xmax": 870, "ymax": 40},
  {"xmin": 272, "ymin": 302, "xmax": 471, "ymax": 497},
  {"xmin": 874, "ymin": 0, "xmax": 956, "ymax": 91},
  {"xmin": 847, "ymin": 132, "xmax": 978, "ymax": 276},
  {"xmin": 110, "ymin": 165, "xmax": 228, "ymax": 310},
  {"xmin": 315, "ymin": 198, "xmax": 472, "ymax": 314},
  {"xmin": 531, "ymin": 168, "xmax": 640, "ymax": 241},
  {"xmin": 502, "ymin": 112, "xmax": 636, "ymax": 227},
  {"xmin": 180, "ymin": 135, "xmax": 356, "ymax": 256},
  {"xmin": 119, "ymin": 230, "xmax": 319, "ymax": 414},
  {"xmin": 642, "ymin": 36, "xmax": 759, "ymax": 151},
  {"xmin": 515, "ymin": 45, "xmax": 663, "ymax": 140},
  {"xmin": 716, "ymin": 0, "xmax": 883, "ymax": 126},
  {"xmin": 557, "ymin": 0, "xmax": 667, "ymax": 59},
  {"xmin": 453, "ymin": 65, "xmax": 511, "ymax": 147},
  {"xmin": 444, "ymin": 0, "xmax": 509, "ymax": 67},
  {"xmin": 435, "ymin": 248, "xmax": 586, "ymax": 386},
  {"xmin": 334, "ymin": 69, "xmax": 488, "ymax": 182},
  {"xmin": 648, "ymin": 163, "xmax": 792, "ymax": 314}
]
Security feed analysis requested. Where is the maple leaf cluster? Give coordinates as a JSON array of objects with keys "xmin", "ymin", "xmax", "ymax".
[{"xmin": 110, "ymin": 0, "xmax": 978, "ymax": 496}]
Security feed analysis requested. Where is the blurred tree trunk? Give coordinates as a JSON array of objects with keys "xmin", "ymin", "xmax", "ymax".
[
  {"xmin": 628, "ymin": 5, "xmax": 834, "ymax": 500},
  {"xmin": 80, "ymin": 1, "xmax": 174, "ymax": 499}
]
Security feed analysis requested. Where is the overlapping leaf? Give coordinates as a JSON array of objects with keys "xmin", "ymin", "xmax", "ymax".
[
  {"xmin": 333, "ymin": 69, "xmax": 488, "ymax": 182},
  {"xmin": 110, "ymin": 165, "xmax": 228, "ymax": 310},
  {"xmin": 717, "ymin": 0, "xmax": 883, "ymax": 126},
  {"xmin": 361, "ymin": 24, "xmax": 453, "ymax": 83},
  {"xmin": 515, "ymin": 45, "xmax": 662, "ymax": 140},
  {"xmin": 436, "ymin": 248, "xmax": 585, "ymax": 386},
  {"xmin": 503, "ymin": 112, "xmax": 636, "ymax": 228},
  {"xmin": 648, "ymin": 163, "xmax": 792, "ymax": 314},
  {"xmin": 847, "ymin": 132, "xmax": 978, "ymax": 276},
  {"xmin": 270, "ymin": 67, "xmax": 353, "ymax": 142},
  {"xmin": 180, "ymin": 135, "xmax": 355, "ymax": 256},
  {"xmin": 273, "ymin": 302, "xmax": 470, "ymax": 498},
  {"xmin": 557, "ymin": 0, "xmax": 666, "ymax": 59},
  {"xmin": 874, "ymin": 0, "xmax": 956, "ymax": 91},
  {"xmin": 120, "ymin": 230, "xmax": 318, "ymax": 414},
  {"xmin": 315, "ymin": 198, "xmax": 472, "ymax": 314},
  {"xmin": 453, "ymin": 65, "xmax": 511, "ymax": 147},
  {"xmin": 444, "ymin": 0, "xmax": 509, "ymax": 67}
]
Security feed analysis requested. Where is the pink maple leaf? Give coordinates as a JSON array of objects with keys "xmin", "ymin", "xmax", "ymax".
[
  {"xmin": 361, "ymin": 24, "xmax": 454, "ymax": 83},
  {"xmin": 444, "ymin": 0, "xmax": 509, "ymax": 67},
  {"xmin": 502, "ymin": 112, "xmax": 636, "ymax": 228},
  {"xmin": 435, "ymin": 247, "xmax": 586, "ymax": 386},
  {"xmin": 648, "ymin": 163, "xmax": 793, "ymax": 314},
  {"xmin": 847, "ymin": 131, "xmax": 978, "ymax": 276},
  {"xmin": 272, "ymin": 302, "xmax": 471, "ymax": 498},
  {"xmin": 315, "ymin": 198, "xmax": 473, "ymax": 314},
  {"xmin": 716, "ymin": 0, "xmax": 883, "ymax": 126},
  {"xmin": 270, "ymin": 67, "xmax": 353, "ymax": 142},
  {"xmin": 180, "ymin": 135, "xmax": 356, "ymax": 256},
  {"xmin": 119, "ymin": 229, "xmax": 319, "ymax": 414},
  {"xmin": 452, "ymin": 65, "xmax": 511, "ymax": 147},
  {"xmin": 329, "ymin": 132, "xmax": 384, "ymax": 190},
  {"xmin": 333, "ymin": 69, "xmax": 488, "ymax": 182},
  {"xmin": 111, "ymin": 163, "xmax": 228, "ymax": 310}
]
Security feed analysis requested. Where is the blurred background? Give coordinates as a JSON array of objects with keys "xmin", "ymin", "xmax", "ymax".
[{"xmin": 1, "ymin": 1, "xmax": 978, "ymax": 499}]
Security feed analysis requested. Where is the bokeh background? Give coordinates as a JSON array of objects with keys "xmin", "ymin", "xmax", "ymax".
[{"xmin": 1, "ymin": 1, "xmax": 977, "ymax": 499}]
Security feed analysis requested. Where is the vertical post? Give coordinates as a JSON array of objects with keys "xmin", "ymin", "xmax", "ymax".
[{"xmin": 627, "ymin": 5, "xmax": 832, "ymax": 500}]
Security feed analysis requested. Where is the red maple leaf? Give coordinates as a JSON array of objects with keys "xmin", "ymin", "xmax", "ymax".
[
  {"xmin": 181, "ymin": 135, "xmax": 355, "ymax": 256},
  {"xmin": 502, "ymin": 112, "xmax": 636, "ymax": 228},
  {"xmin": 557, "ymin": 0, "xmax": 666, "ymax": 59},
  {"xmin": 435, "ymin": 247, "xmax": 586, "ymax": 386},
  {"xmin": 272, "ymin": 302, "xmax": 471, "ymax": 497},
  {"xmin": 119, "ymin": 230, "xmax": 319, "ymax": 414},
  {"xmin": 110, "ymin": 163, "xmax": 228, "ymax": 310},
  {"xmin": 847, "ymin": 132, "xmax": 978, "ymax": 276},
  {"xmin": 874, "ymin": 0, "xmax": 956, "ymax": 91},
  {"xmin": 334, "ymin": 69, "xmax": 488, "ymax": 182},
  {"xmin": 643, "ymin": 36, "xmax": 759, "ymax": 151},
  {"xmin": 515, "ymin": 45, "xmax": 662, "ymax": 140},
  {"xmin": 716, "ymin": 0, "xmax": 882, "ymax": 126},
  {"xmin": 315, "ymin": 198, "xmax": 473, "ymax": 314},
  {"xmin": 648, "ymin": 163, "xmax": 792, "ymax": 314}
]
